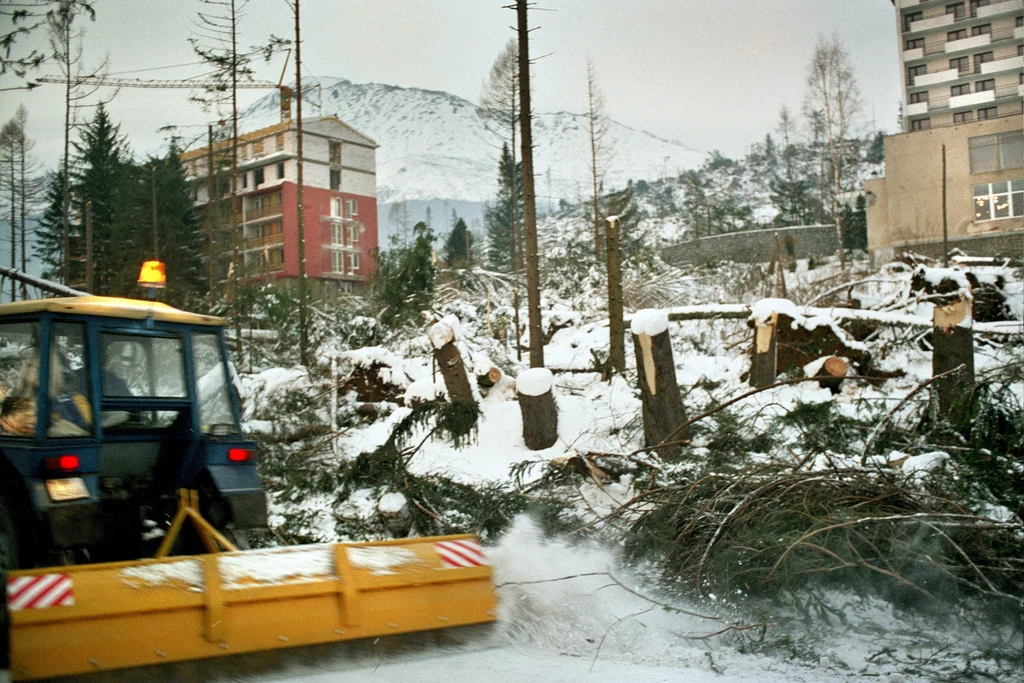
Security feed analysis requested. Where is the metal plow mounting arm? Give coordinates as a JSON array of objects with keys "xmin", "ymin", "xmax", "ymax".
[{"xmin": 7, "ymin": 535, "xmax": 495, "ymax": 680}]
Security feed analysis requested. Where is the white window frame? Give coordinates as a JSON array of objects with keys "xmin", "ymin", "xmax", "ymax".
[
  {"xmin": 973, "ymin": 179, "xmax": 1024, "ymax": 222},
  {"xmin": 349, "ymin": 252, "xmax": 360, "ymax": 273}
]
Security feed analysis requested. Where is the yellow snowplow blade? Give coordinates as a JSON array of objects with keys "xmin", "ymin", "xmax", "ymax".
[{"xmin": 7, "ymin": 535, "xmax": 495, "ymax": 680}]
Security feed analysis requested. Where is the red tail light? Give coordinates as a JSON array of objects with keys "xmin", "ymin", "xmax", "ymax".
[
  {"xmin": 44, "ymin": 454, "xmax": 80, "ymax": 472},
  {"xmin": 228, "ymin": 448, "xmax": 253, "ymax": 462}
]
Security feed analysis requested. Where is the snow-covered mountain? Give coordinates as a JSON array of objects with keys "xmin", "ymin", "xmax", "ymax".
[{"xmin": 240, "ymin": 77, "xmax": 705, "ymax": 208}]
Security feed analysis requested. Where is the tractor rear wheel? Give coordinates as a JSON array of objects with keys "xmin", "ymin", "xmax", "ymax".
[{"xmin": 0, "ymin": 497, "xmax": 20, "ymax": 667}]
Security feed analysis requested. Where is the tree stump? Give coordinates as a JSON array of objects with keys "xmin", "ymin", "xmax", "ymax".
[
  {"xmin": 429, "ymin": 318, "xmax": 475, "ymax": 403},
  {"xmin": 516, "ymin": 368, "xmax": 558, "ymax": 450},
  {"xmin": 933, "ymin": 296, "xmax": 974, "ymax": 414},
  {"xmin": 750, "ymin": 312, "xmax": 778, "ymax": 388},
  {"xmin": 631, "ymin": 310, "xmax": 689, "ymax": 459}
]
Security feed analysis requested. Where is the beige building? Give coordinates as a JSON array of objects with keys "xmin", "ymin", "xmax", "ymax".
[{"xmin": 867, "ymin": 0, "xmax": 1023, "ymax": 258}]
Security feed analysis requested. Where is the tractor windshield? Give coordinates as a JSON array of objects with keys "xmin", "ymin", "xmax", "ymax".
[
  {"xmin": 191, "ymin": 332, "xmax": 238, "ymax": 434},
  {"xmin": 0, "ymin": 322, "xmax": 39, "ymax": 436}
]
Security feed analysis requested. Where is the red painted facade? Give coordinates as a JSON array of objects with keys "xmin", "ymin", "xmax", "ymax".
[{"xmin": 244, "ymin": 182, "xmax": 378, "ymax": 285}]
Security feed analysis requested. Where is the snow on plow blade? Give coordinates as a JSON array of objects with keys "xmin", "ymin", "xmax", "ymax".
[{"xmin": 7, "ymin": 535, "xmax": 495, "ymax": 681}]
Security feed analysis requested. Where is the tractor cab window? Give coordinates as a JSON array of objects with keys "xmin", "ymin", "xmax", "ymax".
[
  {"xmin": 0, "ymin": 322, "xmax": 39, "ymax": 436},
  {"xmin": 192, "ymin": 332, "xmax": 238, "ymax": 434},
  {"xmin": 101, "ymin": 333, "xmax": 186, "ymax": 431},
  {"xmin": 48, "ymin": 322, "xmax": 93, "ymax": 438}
]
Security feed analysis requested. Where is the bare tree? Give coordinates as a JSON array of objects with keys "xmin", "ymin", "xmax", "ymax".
[
  {"xmin": 480, "ymin": 38, "xmax": 524, "ymax": 358},
  {"xmin": 190, "ymin": 0, "xmax": 254, "ymax": 301},
  {"xmin": 515, "ymin": 0, "xmax": 543, "ymax": 368},
  {"xmin": 0, "ymin": 0, "xmax": 93, "ymax": 82},
  {"xmin": 804, "ymin": 35, "xmax": 862, "ymax": 269},
  {"xmin": 0, "ymin": 106, "xmax": 42, "ymax": 300},
  {"xmin": 585, "ymin": 57, "xmax": 613, "ymax": 258},
  {"xmin": 47, "ymin": 0, "xmax": 103, "ymax": 284}
]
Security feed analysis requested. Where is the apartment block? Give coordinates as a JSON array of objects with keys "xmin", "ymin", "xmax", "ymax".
[
  {"xmin": 898, "ymin": 0, "xmax": 1023, "ymax": 130},
  {"xmin": 180, "ymin": 117, "xmax": 379, "ymax": 292},
  {"xmin": 865, "ymin": 0, "xmax": 1023, "ymax": 260}
]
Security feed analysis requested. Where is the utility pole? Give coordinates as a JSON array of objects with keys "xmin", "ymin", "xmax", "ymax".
[
  {"xmin": 516, "ymin": 0, "xmax": 544, "ymax": 368},
  {"xmin": 151, "ymin": 163, "xmax": 159, "ymax": 259},
  {"xmin": 294, "ymin": 0, "xmax": 309, "ymax": 366},
  {"xmin": 85, "ymin": 200, "xmax": 93, "ymax": 293},
  {"xmin": 941, "ymin": 144, "xmax": 949, "ymax": 267}
]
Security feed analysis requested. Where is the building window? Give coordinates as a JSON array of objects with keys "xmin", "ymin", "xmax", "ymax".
[
  {"xmin": 275, "ymin": 133, "xmax": 284, "ymax": 151},
  {"xmin": 329, "ymin": 141, "xmax": 341, "ymax": 165},
  {"xmin": 254, "ymin": 167, "xmax": 264, "ymax": 186},
  {"xmin": 348, "ymin": 224, "xmax": 359, "ymax": 245},
  {"xmin": 969, "ymin": 130, "xmax": 1024, "ymax": 173},
  {"xmin": 975, "ymin": 78, "xmax": 994, "ymax": 92},
  {"xmin": 331, "ymin": 251, "xmax": 345, "ymax": 274},
  {"xmin": 331, "ymin": 223, "xmax": 345, "ymax": 245},
  {"xmin": 950, "ymin": 56, "xmax": 970, "ymax": 74},
  {"xmin": 909, "ymin": 91, "xmax": 929, "ymax": 104},
  {"xmin": 331, "ymin": 197, "xmax": 342, "ymax": 217},
  {"xmin": 240, "ymin": 172, "xmax": 247, "ymax": 189},
  {"xmin": 911, "ymin": 118, "xmax": 931, "ymax": 131},
  {"xmin": 330, "ymin": 169, "xmax": 341, "ymax": 191},
  {"xmin": 253, "ymin": 140, "xmax": 264, "ymax": 156},
  {"xmin": 973, "ymin": 52, "xmax": 993, "ymax": 72},
  {"xmin": 952, "ymin": 83, "xmax": 971, "ymax": 96},
  {"xmin": 948, "ymin": 29, "xmax": 968, "ymax": 41},
  {"xmin": 946, "ymin": 2, "xmax": 966, "ymax": 18},
  {"xmin": 954, "ymin": 111, "xmax": 974, "ymax": 124},
  {"xmin": 969, "ymin": 0, "xmax": 989, "ymax": 16},
  {"xmin": 346, "ymin": 198, "xmax": 358, "ymax": 217},
  {"xmin": 1018, "ymin": 44, "xmax": 1023, "ymax": 56},
  {"xmin": 977, "ymin": 106, "xmax": 998, "ymax": 119},
  {"xmin": 1017, "ymin": 14, "xmax": 1023, "ymax": 27},
  {"xmin": 973, "ymin": 180, "xmax": 1024, "ymax": 221},
  {"xmin": 908, "ymin": 64, "xmax": 928, "ymax": 84},
  {"xmin": 349, "ymin": 252, "xmax": 360, "ymax": 273},
  {"xmin": 970, "ymin": 23, "xmax": 990, "ymax": 36},
  {"xmin": 904, "ymin": 11, "xmax": 922, "ymax": 32},
  {"xmin": 906, "ymin": 37, "xmax": 925, "ymax": 50},
  {"xmin": 276, "ymin": 162, "xmax": 285, "ymax": 180}
]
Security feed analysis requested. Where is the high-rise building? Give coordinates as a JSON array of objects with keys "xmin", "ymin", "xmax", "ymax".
[
  {"xmin": 866, "ymin": 0, "xmax": 1023, "ymax": 260},
  {"xmin": 181, "ymin": 117, "xmax": 378, "ymax": 293}
]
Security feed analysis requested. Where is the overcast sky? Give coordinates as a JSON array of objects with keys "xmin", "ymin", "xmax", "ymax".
[{"xmin": 1, "ymin": 0, "xmax": 901, "ymax": 170}]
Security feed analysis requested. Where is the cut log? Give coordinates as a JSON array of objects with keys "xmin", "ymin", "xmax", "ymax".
[
  {"xmin": 476, "ymin": 366, "xmax": 503, "ymax": 388},
  {"xmin": 933, "ymin": 295, "xmax": 975, "ymax": 414},
  {"xmin": 516, "ymin": 368, "xmax": 558, "ymax": 450},
  {"xmin": 429, "ymin": 319, "xmax": 475, "ymax": 404},
  {"xmin": 631, "ymin": 310, "xmax": 690, "ymax": 459},
  {"xmin": 815, "ymin": 356, "xmax": 847, "ymax": 395}
]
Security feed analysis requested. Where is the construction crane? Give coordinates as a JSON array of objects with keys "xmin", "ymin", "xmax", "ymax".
[{"xmin": 34, "ymin": 75, "xmax": 295, "ymax": 122}]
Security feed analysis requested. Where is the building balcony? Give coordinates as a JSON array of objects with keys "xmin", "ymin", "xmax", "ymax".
[
  {"xmin": 904, "ymin": 47, "xmax": 925, "ymax": 61},
  {"xmin": 981, "ymin": 54, "xmax": 1024, "ymax": 75},
  {"xmin": 243, "ymin": 234, "xmax": 284, "ymax": 251},
  {"xmin": 949, "ymin": 90, "xmax": 996, "ymax": 109},
  {"xmin": 975, "ymin": 0, "xmax": 1024, "ymax": 20},
  {"xmin": 1016, "ymin": 26, "xmax": 1024, "ymax": 39},
  {"xmin": 945, "ymin": 34, "xmax": 991, "ymax": 53},
  {"xmin": 908, "ymin": 13, "xmax": 954, "ymax": 33},
  {"xmin": 914, "ymin": 68, "xmax": 960, "ymax": 86},
  {"xmin": 906, "ymin": 101, "xmax": 930, "ymax": 116}
]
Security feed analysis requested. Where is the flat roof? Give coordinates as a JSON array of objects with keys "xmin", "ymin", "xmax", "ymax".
[{"xmin": 0, "ymin": 296, "xmax": 224, "ymax": 326}]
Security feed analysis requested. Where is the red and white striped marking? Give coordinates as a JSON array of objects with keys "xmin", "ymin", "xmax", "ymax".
[
  {"xmin": 7, "ymin": 573, "xmax": 75, "ymax": 611},
  {"xmin": 435, "ymin": 539, "xmax": 488, "ymax": 569}
]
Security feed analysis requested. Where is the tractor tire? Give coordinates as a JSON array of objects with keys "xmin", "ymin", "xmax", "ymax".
[{"xmin": 0, "ymin": 496, "xmax": 20, "ymax": 667}]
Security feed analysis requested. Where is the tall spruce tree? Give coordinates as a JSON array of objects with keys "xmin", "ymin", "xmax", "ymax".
[
  {"xmin": 71, "ymin": 102, "xmax": 126, "ymax": 293},
  {"xmin": 444, "ymin": 216, "xmax": 470, "ymax": 267},
  {"xmin": 485, "ymin": 143, "xmax": 521, "ymax": 272},
  {"xmin": 34, "ymin": 168, "xmax": 71, "ymax": 281}
]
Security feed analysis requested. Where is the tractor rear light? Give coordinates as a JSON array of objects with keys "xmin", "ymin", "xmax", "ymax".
[
  {"xmin": 228, "ymin": 448, "xmax": 253, "ymax": 462},
  {"xmin": 44, "ymin": 454, "xmax": 80, "ymax": 472}
]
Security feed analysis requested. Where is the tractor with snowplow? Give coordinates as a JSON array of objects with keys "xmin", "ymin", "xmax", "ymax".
[{"xmin": 0, "ymin": 270, "xmax": 495, "ymax": 680}]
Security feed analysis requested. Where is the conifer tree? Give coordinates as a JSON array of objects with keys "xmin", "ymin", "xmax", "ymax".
[
  {"xmin": 34, "ymin": 169, "xmax": 70, "ymax": 281},
  {"xmin": 443, "ymin": 217, "xmax": 470, "ymax": 267},
  {"xmin": 485, "ymin": 143, "xmax": 521, "ymax": 272},
  {"xmin": 71, "ymin": 102, "xmax": 126, "ymax": 293},
  {"xmin": 371, "ymin": 221, "xmax": 435, "ymax": 326}
]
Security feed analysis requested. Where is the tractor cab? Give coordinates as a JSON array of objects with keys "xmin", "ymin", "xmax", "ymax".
[{"xmin": 0, "ymin": 295, "xmax": 266, "ymax": 564}]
